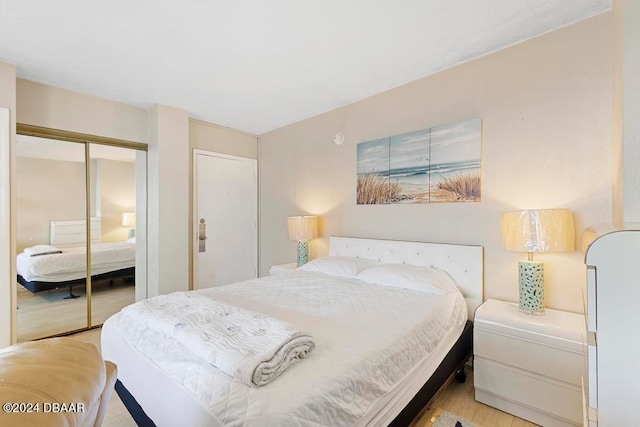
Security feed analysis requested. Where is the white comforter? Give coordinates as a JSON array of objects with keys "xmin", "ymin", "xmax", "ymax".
[
  {"xmin": 122, "ymin": 293, "xmax": 314, "ymax": 387},
  {"xmin": 104, "ymin": 271, "xmax": 466, "ymax": 426},
  {"xmin": 16, "ymin": 241, "xmax": 135, "ymax": 282}
]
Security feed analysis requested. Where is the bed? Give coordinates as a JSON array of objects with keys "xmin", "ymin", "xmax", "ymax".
[
  {"xmin": 102, "ymin": 236, "xmax": 483, "ymax": 426},
  {"xmin": 16, "ymin": 218, "xmax": 136, "ymax": 298}
]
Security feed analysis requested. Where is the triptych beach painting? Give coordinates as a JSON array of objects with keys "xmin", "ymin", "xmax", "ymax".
[{"xmin": 356, "ymin": 118, "xmax": 481, "ymax": 204}]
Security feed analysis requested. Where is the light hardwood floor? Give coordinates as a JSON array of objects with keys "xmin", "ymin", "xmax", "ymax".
[
  {"xmin": 414, "ymin": 371, "xmax": 538, "ymax": 427},
  {"xmin": 68, "ymin": 329, "xmax": 537, "ymax": 427},
  {"xmin": 17, "ymin": 280, "xmax": 135, "ymax": 342}
]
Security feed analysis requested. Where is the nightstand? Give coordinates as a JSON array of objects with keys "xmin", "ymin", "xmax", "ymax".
[
  {"xmin": 268, "ymin": 263, "xmax": 298, "ymax": 275},
  {"xmin": 474, "ymin": 299, "xmax": 586, "ymax": 427}
]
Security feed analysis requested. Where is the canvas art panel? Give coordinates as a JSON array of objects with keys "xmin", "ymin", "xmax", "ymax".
[{"xmin": 357, "ymin": 118, "xmax": 481, "ymax": 204}]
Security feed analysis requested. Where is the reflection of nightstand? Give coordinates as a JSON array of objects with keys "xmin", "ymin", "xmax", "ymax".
[
  {"xmin": 269, "ymin": 263, "xmax": 298, "ymax": 275},
  {"xmin": 474, "ymin": 299, "xmax": 586, "ymax": 427}
]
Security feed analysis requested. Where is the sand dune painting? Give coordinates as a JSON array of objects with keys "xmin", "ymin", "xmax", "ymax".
[{"xmin": 356, "ymin": 118, "xmax": 481, "ymax": 204}]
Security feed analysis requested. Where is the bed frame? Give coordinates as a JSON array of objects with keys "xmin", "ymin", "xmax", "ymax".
[
  {"xmin": 17, "ymin": 268, "xmax": 135, "ymax": 299},
  {"xmin": 114, "ymin": 236, "xmax": 483, "ymax": 426}
]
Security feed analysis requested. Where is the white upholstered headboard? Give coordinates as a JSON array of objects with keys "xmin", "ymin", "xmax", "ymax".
[
  {"xmin": 50, "ymin": 217, "xmax": 101, "ymax": 248},
  {"xmin": 329, "ymin": 236, "xmax": 484, "ymax": 319}
]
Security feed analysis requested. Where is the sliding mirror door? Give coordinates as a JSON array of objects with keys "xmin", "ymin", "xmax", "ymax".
[
  {"xmin": 88, "ymin": 143, "xmax": 145, "ymax": 326},
  {"xmin": 16, "ymin": 135, "xmax": 89, "ymax": 341},
  {"xmin": 15, "ymin": 131, "xmax": 147, "ymax": 342}
]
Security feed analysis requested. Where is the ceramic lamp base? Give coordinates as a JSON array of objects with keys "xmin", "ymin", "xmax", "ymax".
[
  {"xmin": 296, "ymin": 240, "xmax": 309, "ymax": 267},
  {"xmin": 518, "ymin": 260, "xmax": 544, "ymax": 315},
  {"xmin": 127, "ymin": 228, "xmax": 136, "ymax": 239}
]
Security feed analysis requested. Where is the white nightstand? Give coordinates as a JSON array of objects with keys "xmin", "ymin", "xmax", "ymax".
[
  {"xmin": 474, "ymin": 299, "xmax": 586, "ymax": 427},
  {"xmin": 268, "ymin": 263, "xmax": 298, "ymax": 275}
]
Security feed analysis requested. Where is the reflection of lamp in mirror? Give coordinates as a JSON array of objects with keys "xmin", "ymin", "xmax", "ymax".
[
  {"xmin": 287, "ymin": 216, "xmax": 318, "ymax": 267},
  {"xmin": 501, "ymin": 209, "xmax": 574, "ymax": 315},
  {"xmin": 122, "ymin": 213, "xmax": 136, "ymax": 239}
]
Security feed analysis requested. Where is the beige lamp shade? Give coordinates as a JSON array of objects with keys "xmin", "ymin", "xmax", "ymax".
[
  {"xmin": 501, "ymin": 209, "xmax": 574, "ymax": 253},
  {"xmin": 122, "ymin": 212, "xmax": 136, "ymax": 227},
  {"xmin": 287, "ymin": 216, "xmax": 318, "ymax": 241}
]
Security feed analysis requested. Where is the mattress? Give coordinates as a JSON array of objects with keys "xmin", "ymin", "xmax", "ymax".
[
  {"xmin": 16, "ymin": 241, "xmax": 135, "ymax": 283},
  {"xmin": 102, "ymin": 270, "xmax": 467, "ymax": 426}
]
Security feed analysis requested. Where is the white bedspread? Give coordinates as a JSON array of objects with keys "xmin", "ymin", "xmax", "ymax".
[
  {"xmin": 122, "ymin": 293, "xmax": 314, "ymax": 387},
  {"xmin": 16, "ymin": 241, "xmax": 135, "ymax": 282},
  {"xmin": 104, "ymin": 271, "xmax": 467, "ymax": 426}
]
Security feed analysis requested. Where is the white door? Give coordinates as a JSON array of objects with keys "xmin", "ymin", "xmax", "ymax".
[{"xmin": 194, "ymin": 150, "xmax": 257, "ymax": 289}]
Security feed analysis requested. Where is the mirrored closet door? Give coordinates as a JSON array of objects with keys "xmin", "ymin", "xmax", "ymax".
[
  {"xmin": 15, "ymin": 131, "xmax": 147, "ymax": 342},
  {"xmin": 16, "ymin": 137, "xmax": 89, "ymax": 340},
  {"xmin": 87, "ymin": 143, "xmax": 142, "ymax": 328}
]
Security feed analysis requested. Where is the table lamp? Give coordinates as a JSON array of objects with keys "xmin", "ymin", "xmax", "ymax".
[
  {"xmin": 122, "ymin": 212, "xmax": 136, "ymax": 239},
  {"xmin": 501, "ymin": 209, "xmax": 574, "ymax": 314},
  {"xmin": 287, "ymin": 216, "xmax": 318, "ymax": 267}
]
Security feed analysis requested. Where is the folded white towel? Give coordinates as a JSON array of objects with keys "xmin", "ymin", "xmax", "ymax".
[
  {"xmin": 24, "ymin": 245, "xmax": 63, "ymax": 257},
  {"xmin": 122, "ymin": 292, "xmax": 315, "ymax": 387}
]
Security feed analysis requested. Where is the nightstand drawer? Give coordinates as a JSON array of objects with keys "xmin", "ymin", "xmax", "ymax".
[
  {"xmin": 474, "ymin": 329, "xmax": 584, "ymax": 386},
  {"xmin": 475, "ymin": 357, "xmax": 583, "ymax": 425},
  {"xmin": 474, "ymin": 300, "xmax": 587, "ymax": 426}
]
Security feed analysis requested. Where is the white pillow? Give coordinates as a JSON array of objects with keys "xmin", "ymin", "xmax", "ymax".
[
  {"xmin": 127, "ymin": 237, "xmax": 136, "ymax": 243},
  {"xmin": 298, "ymin": 256, "xmax": 379, "ymax": 278},
  {"xmin": 355, "ymin": 263, "xmax": 459, "ymax": 295}
]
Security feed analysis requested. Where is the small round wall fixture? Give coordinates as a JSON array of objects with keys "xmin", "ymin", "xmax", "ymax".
[{"xmin": 333, "ymin": 132, "xmax": 344, "ymax": 145}]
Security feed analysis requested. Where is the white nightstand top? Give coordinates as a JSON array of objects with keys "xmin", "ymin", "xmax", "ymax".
[
  {"xmin": 269, "ymin": 263, "xmax": 298, "ymax": 275},
  {"xmin": 475, "ymin": 299, "xmax": 585, "ymax": 352}
]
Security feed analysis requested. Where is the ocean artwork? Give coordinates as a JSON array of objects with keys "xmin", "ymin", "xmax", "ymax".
[{"xmin": 356, "ymin": 118, "xmax": 481, "ymax": 204}]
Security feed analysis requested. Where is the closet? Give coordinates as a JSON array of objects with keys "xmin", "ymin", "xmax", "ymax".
[{"xmin": 15, "ymin": 126, "xmax": 147, "ymax": 341}]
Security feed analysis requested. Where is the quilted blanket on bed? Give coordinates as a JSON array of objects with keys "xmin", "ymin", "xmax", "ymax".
[{"xmin": 122, "ymin": 293, "xmax": 315, "ymax": 386}]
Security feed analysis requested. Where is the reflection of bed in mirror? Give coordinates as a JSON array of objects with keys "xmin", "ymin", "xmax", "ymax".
[{"xmin": 16, "ymin": 217, "xmax": 135, "ymax": 299}]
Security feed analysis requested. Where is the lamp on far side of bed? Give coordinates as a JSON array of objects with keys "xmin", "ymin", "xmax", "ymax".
[
  {"xmin": 501, "ymin": 209, "xmax": 574, "ymax": 315},
  {"xmin": 288, "ymin": 216, "xmax": 318, "ymax": 267},
  {"xmin": 122, "ymin": 213, "xmax": 136, "ymax": 239}
]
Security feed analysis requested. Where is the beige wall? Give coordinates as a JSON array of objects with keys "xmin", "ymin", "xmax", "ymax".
[
  {"xmin": 99, "ymin": 159, "xmax": 136, "ymax": 242},
  {"xmin": 147, "ymin": 104, "xmax": 190, "ymax": 297},
  {"xmin": 259, "ymin": 14, "xmax": 613, "ymax": 314},
  {"xmin": 16, "ymin": 157, "xmax": 86, "ymax": 252},
  {"xmin": 188, "ymin": 119, "xmax": 258, "ymax": 287},
  {"xmin": 15, "ymin": 157, "xmax": 135, "ymax": 251},
  {"xmin": 612, "ymin": 0, "xmax": 640, "ymax": 227},
  {"xmin": 189, "ymin": 119, "xmax": 257, "ymax": 159},
  {"xmin": 0, "ymin": 62, "xmax": 17, "ymax": 347},
  {"xmin": 17, "ymin": 79, "xmax": 148, "ymax": 143},
  {"xmin": 612, "ymin": 0, "xmax": 623, "ymax": 227}
]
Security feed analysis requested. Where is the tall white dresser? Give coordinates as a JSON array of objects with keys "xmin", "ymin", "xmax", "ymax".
[{"xmin": 584, "ymin": 228, "xmax": 640, "ymax": 426}]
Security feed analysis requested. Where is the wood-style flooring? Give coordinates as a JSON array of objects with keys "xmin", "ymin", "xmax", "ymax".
[
  {"xmin": 69, "ymin": 329, "xmax": 537, "ymax": 427},
  {"xmin": 414, "ymin": 370, "xmax": 539, "ymax": 427},
  {"xmin": 17, "ymin": 280, "xmax": 135, "ymax": 342}
]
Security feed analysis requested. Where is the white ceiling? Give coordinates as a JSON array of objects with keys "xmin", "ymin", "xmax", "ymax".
[{"xmin": 0, "ymin": 1, "xmax": 610, "ymax": 135}]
